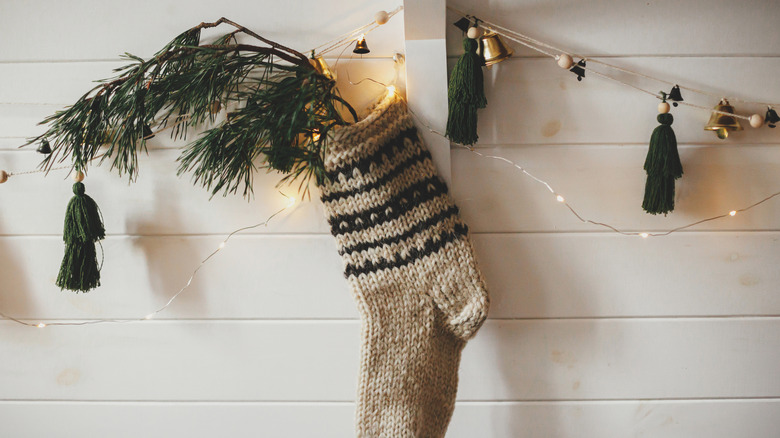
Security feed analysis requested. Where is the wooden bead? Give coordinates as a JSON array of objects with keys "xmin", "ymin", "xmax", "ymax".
[
  {"xmin": 466, "ymin": 27, "xmax": 482, "ymax": 39},
  {"xmin": 658, "ymin": 101, "xmax": 670, "ymax": 114},
  {"xmin": 73, "ymin": 171, "xmax": 85, "ymax": 183},
  {"xmin": 374, "ymin": 10, "xmax": 389, "ymax": 25},
  {"xmin": 749, "ymin": 113, "xmax": 764, "ymax": 128},
  {"xmin": 557, "ymin": 54, "xmax": 574, "ymax": 69},
  {"xmin": 0, "ymin": 170, "xmax": 7, "ymax": 184}
]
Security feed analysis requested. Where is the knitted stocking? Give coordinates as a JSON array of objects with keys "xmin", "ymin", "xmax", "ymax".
[{"xmin": 319, "ymin": 92, "xmax": 489, "ymax": 437}]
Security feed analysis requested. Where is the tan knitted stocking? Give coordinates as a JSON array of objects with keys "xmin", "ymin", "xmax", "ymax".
[{"xmin": 319, "ymin": 92, "xmax": 489, "ymax": 437}]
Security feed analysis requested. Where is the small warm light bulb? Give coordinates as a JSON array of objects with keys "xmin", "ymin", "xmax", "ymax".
[
  {"xmin": 640, "ymin": 232, "xmax": 649, "ymax": 239},
  {"xmin": 287, "ymin": 197, "xmax": 297, "ymax": 208},
  {"xmin": 144, "ymin": 314, "xmax": 154, "ymax": 320},
  {"xmin": 556, "ymin": 195, "xmax": 565, "ymax": 203},
  {"xmin": 312, "ymin": 131, "xmax": 321, "ymax": 142},
  {"xmin": 729, "ymin": 210, "xmax": 737, "ymax": 216},
  {"xmin": 36, "ymin": 323, "xmax": 46, "ymax": 328},
  {"xmin": 218, "ymin": 242, "xmax": 226, "ymax": 249},
  {"xmin": 386, "ymin": 85, "xmax": 396, "ymax": 95}
]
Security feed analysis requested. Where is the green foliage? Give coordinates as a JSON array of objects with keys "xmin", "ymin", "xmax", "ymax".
[
  {"xmin": 25, "ymin": 19, "xmax": 356, "ymax": 197},
  {"xmin": 643, "ymin": 113, "xmax": 683, "ymax": 215},
  {"xmin": 446, "ymin": 38, "xmax": 487, "ymax": 146}
]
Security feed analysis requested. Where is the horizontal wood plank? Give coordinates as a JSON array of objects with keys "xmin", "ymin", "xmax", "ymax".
[
  {"xmin": 0, "ymin": 318, "xmax": 777, "ymax": 401},
  {"xmin": 446, "ymin": 0, "xmax": 780, "ymax": 57},
  {"xmin": 0, "ymin": 233, "xmax": 778, "ymax": 320},
  {"xmin": 1, "ymin": 399, "xmax": 778, "ymax": 438},
  {"xmin": 4, "ymin": 143, "xmax": 780, "ymax": 236},
  {"xmin": 452, "ymin": 145, "xmax": 780, "ymax": 233},
  {"xmin": 467, "ymin": 57, "xmax": 780, "ymax": 145},
  {"xmin": 0, "ymin": 0, "xmax": 405, "ymax": 62},
  {"xmin": 0, "ymin": 58, "xmax": 398, "ymax": 141},
  {"xmin": 3, "ymin": 58, "xmax": 780, "ymax": 146}
]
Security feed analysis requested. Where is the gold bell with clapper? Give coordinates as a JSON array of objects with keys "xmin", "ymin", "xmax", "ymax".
[
  {"xmin": 309, "ymin": 55, "xmax": 337, "ymax": 81},
  {"xmin": 479, "ymin": 31, "xmax": 513, "ymax": 67},
  {"xmin": 704, "ymin": 99, "xmax": 743, "ymax": 139}
]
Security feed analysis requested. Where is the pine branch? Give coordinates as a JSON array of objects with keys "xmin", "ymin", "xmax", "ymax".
[{"xmin": 24, "ymin": 18, "xmax": 356, "ymax": 196}]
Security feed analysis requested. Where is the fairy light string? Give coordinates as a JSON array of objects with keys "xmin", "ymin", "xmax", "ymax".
[
  {"xmin": 384, "ymin": 86, "xmax": 780, "ymax": 239},
  {"xmin": 0, "ymin": 192, "xmax": 296, "ymax": 328}
]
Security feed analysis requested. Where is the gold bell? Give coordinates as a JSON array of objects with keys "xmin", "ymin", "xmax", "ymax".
[
  {"xmin": 704, "ymin": 99, "xmax": 743, "ymax": 139},
  {"xmin": 353, "ymin": 35, "xmax": 370, "ymax": 54},
  {"xmin": 309, "ymin": 55, "xmax": 336, "ymax": 81},
  {"xmin": 479, "ymin": 31, "xmax": 513, "ymax": 67}
]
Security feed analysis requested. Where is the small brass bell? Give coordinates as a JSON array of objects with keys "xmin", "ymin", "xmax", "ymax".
[
  {"xmin": 479, "ymin": 31, "xmax": 513, "ymax": 66},
  {"xmin": 704, "ymin": 99, "xmax": 743, "ymax": 139},
  {"xmin": 143, "ymin": 123, "xmax": 155, "ymax": 140},
  {"xmin": 36, "ymin": 139, "xmax": 52, "ymax": 154},
  {"xmin": 353, "ymin": 35, "xmax": 370, "ymax": 54},
  {"xmin": 309, "ymin": 55, "xmax": 337, "ymax": 81}
]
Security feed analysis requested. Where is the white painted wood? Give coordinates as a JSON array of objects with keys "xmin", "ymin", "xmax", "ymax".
[
  {"xmin": 4, "ymin": 57, "xmax": 779, "ymax": 144},
  {"xmin": 0, "ymin": 58, "xmax": 397, "ymax": 142},
  {"xmin": 449, "ymin": 399, "xmax": 780, "ymax": 438},
  {"xmin": 1, "ymin": 0, "xmax": 779, "ymax": 436},
  {"xmin": 0, "ymin": 236, "xmax": 355, "ymax": 321},
  {"xmin": 0, "ymin": 149, "xmax": 331, "ymax": 235},
  {"xmin": 470, "ymin": 57, "xmax": 780, "ymax": 145},
  {"xmin": 452, "ymin": 145, "xmax": 780, "ymax": 233},
  {"xmin": 0, "ymin": 319, "xmax": 778, "ymax": 401},
  {"xmin": 404, "ymin": 0, "xmax": 452, "ymax": 184},
  {"xmin": 0, "ymin": 0, "xmax": 406, "ymax": 62},
  {"xmin": 1, "ymin": 399, "xmax": 779, "ymax": 438},
  {"xmin": 446, "ymin": 0, "xmax": 780, "ymax": 57},
  {"xmin": 472, "ymin": 233, "xmax": 780, "ymax": 319},
  {"xmin": 4, "ymin": 142, "xmax": 780, "ymax": 236},
  {"xmin": 0, "ymin": 233, "xmax": 777, "ymax": 320}
]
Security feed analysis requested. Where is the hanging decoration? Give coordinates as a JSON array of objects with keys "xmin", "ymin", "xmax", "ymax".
[
  {"xmin": 353, "ymin": 34, "xmax": 370, "ymax": 54},
  {"xmin": 642, "ymin": 94, "xmax": 683, "ymax": 215},
  {"xmin": 56, "ymin": 172, "xmax": 105, "ymax": 292},
  {"xmin": 765, "ymin": 107, "xmax": 780, "ymax": 128},
  {"xmin": 479, "ymin": 30, "xmax": 513, "ymax": 66},
  {"xmin": 36, "ymin": 139, "xmax": 52, "ymax": 154},
  {"xmin": 446, "ymin": 22, "xmax": 487, "ymax": 145},
  {"xmin": 667, "ymin": 85, "xmax": 684, "ymax": 107}
]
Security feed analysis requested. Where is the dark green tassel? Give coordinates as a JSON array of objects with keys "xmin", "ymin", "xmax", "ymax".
[
  {"xmin": 446, "ymin": 38, "xmax": 487, "ymax": 145},
  {"xmin": 56, "ymin": 182, "xmax": 105, "ymax": 292},
  {"xmin": 642, "ymin": 113, "xmax": 683, "ymax": 215}
]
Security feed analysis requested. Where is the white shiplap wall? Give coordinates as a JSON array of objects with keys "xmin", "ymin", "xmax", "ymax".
[{"xmin": 0, "ymin": 1, "xmax": 779, "ymax": 437}]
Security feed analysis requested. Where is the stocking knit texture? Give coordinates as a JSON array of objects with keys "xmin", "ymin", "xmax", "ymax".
[{"xmin": 319, "ymin": 92, "xmax": 490, "ymax": 437}]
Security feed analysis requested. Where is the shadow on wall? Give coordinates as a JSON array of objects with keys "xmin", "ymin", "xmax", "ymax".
[
  {"xmin": 468, "ymin": 234, "xmax": 601, "ymax": 436},
  {"xmin": 0, "ymin": 216, "xmax": 34, "ymax": 320},
  {"xmin": 126, "ymin": 171, "xmax": 207, "ymax": 318}
]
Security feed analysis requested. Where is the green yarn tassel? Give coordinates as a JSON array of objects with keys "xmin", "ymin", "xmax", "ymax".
[
  {"xmin": 642, "ymin": 113, "xmax": 683, "ymax": 215},
  {"xmin": 446, "ymin": 38, "xmax": 487, "ymax": 145},
  {"xmin": 56, "ymin": 182, "xmax": 105, "ymax": 292}
]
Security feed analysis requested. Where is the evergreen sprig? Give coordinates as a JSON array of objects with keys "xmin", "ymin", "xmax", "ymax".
[{"xmin": 25, "ymin": 18, "xmax": 356, "ymax": 197}]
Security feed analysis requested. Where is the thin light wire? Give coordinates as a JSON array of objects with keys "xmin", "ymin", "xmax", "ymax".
[
  {"xmin": 449, "ymin": 6, "xmax": 780, "ymax": 109},
  {"xmin": 0, "ymin": 193, "xmax": 297, "ymax": 328},
  {"xmin": 393, "ymin": 87, "xmax": 780, "ymax": 239}
]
